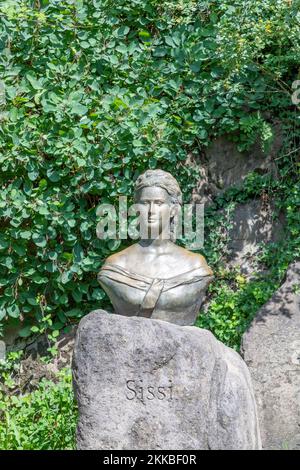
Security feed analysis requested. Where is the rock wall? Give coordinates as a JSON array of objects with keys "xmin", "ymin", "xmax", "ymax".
[
  {"xmin": 189, "ymin": 129, "xmax": 285, "ymax": 276},
  {"xmin": 241, "ymin": 261, "xmax": 300, "ymax": 450},
  {"xmin": 193, "ymin": 125, "xmax": 282, "ymax": 205},
  {"xmin": 227, "ymin": 199, "xmax": 285, "ymax": 275}
]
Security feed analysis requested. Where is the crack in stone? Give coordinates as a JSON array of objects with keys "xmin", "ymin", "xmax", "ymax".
[{"xmin": 151, "ymin": 351, "xmax": 177, "ymax": 373}]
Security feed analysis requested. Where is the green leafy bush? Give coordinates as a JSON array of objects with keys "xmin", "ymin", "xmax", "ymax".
[
  {"xmin": 197, "ymin": 275, "xmax": 280, "ymax": 349},
  {"xmin": 0, "ymin": 354, "xmax": 77, "ymax": 450}
]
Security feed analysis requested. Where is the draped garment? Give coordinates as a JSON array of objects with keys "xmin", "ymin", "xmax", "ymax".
[{"xmin": 99, "ymin": 263, "xmax": 213, "ymax": 318}]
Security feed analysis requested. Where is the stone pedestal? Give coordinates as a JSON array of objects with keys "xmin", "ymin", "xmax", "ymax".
[{"xmin": 72, "ymin": 310, "xmax": 261, "ymax": 450}]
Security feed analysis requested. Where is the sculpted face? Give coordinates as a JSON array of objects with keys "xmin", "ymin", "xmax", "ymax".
[{"xmin": 137, "ymin": 186, "xmax": 174, "ymax": 239}]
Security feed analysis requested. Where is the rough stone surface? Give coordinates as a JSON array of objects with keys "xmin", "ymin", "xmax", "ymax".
[
  {"xmin": 191, "ymin": 126, "xmax": 282, "ymax": 205},
  {"xmin": 3, "ymin": 324, "xmax": 21, "ymax": 348},
  {"xmin": 6, "ymin": 326, "xmax": 77, "ymax": 371},
  {"xmin": 25, "ymin": 326, "xmax": 77, "ymax": 373},
  {"xmin": 241, "ymin": 261, "xmax": 300, "ymax": 450},
  {"xmin": 0, "ymin": 340, "xmax": 5, "ymax": 361},
  {"xmin": 73, "ymin": 310, "xmax": 261, "ymax": 450},
  {"xmin": 1, "ymin": 327, "xmax": 77, "ymax": 395},
  {"xmin": 227, "ymin": 199, "xmax": 285, "ymax": 274},
  {"xmin": 205, "ymin": 136, "xmax": 279, "ymax": 191}
]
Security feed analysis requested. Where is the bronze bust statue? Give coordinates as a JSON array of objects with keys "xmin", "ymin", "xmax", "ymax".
[{"xmin": 98, "ymin": 169, "xmax": 213, "ymax": 326}]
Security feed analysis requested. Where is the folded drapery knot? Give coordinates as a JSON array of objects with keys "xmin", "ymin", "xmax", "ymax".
[{"xmin": 139, "ymin": 278, "xmax": 165, "ymax": 317}]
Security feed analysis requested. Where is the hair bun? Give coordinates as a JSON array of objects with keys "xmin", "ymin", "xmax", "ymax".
[{"xmin": 134, "ymin": 169, "xmax": 182, "ymax": 205}]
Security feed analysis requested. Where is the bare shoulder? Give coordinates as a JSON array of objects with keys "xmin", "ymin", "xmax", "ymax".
[
  {"xmin": 172, "ymin": 245, "xmax": 213, "ymax": 274},
  {"xmin": 104, "ymin": 244, "xmax": 138, "ymax": 269}
]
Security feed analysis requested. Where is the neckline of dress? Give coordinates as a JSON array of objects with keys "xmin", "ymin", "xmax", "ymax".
[{"xmin": 103, "ymin": 262, "xmax": 211, "ymax": 282}]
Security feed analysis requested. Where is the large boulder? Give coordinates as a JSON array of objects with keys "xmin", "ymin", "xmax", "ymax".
[
  {"xmin": 73, "ymin": 310, "xmax": 261, "ymax": 450},
  {"xmin": 241, "ymin": 261, "xmax": 300, "ymax": 450}
]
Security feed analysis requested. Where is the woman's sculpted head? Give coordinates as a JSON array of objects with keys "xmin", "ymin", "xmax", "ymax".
[{"xmin": 134, "ymin": 170, "xmax": 182, "ymax": 241}]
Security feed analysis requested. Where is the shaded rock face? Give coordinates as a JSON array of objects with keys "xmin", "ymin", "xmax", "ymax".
[
  {"xmin": 227, "ymin": 199, "xmax": 285, "ymax": 274},
  {"xmin": 3, "ymin": 322, "xmax": 77, "ymax": 366},
  {"xmin": 2, "ymin": 324, "xmax": 22, "ymax": 349},
  {"xmin": 24, "ymin": 327, "xmax": 77, "ymax": 373},
  {"xmin": 1, "ymin": 327, "xmax": 77, "ymax": 394},
  {"xmin": 0, "ymin": 340, "xmax": 5, "ymax": 361},
  {"xmin": 193, "ymin": 128, "xmax": 281, "ymax": 205},
  {"xmin": 241, "ymin": 261, "xmax": 300, "ymax": 450},
  {"xmin": 188, "ymin": 131, "xmax": 284, "ymax": 277},
  {"xmin": 7, "ymin": 356, "xmax": 58, "ymax": 395},
  {"xmin": 73, "ymin": 310, "xmax": 261, "ymax": 450}
]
